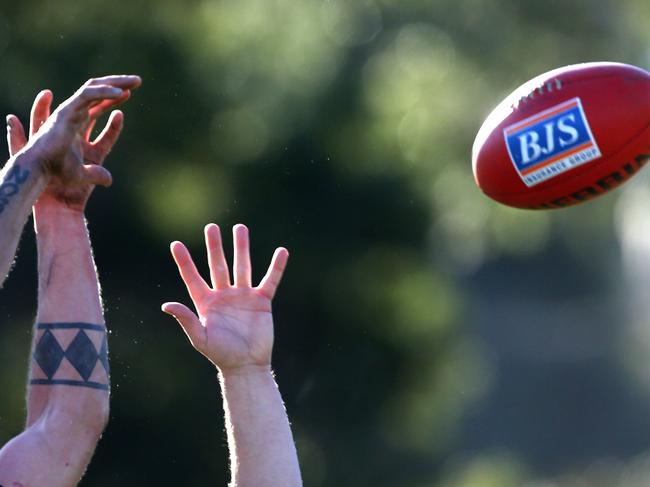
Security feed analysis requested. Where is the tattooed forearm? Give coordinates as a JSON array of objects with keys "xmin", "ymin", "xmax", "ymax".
[
  {"xmin": 31, "ymin": 323, "xmax": 109, "ymax": 391},
  {"xmin": 0, "ymin": 164, "xmax": 31, "ymax": 214}
]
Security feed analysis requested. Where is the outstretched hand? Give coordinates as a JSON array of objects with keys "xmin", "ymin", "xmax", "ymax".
[
  {"xmin": 162, "ymin": 224, "xmax": 289, "ymax": 372},
  {"xmin": 6, "ymin": 75, "xmax": 141, "ymax": 211}
]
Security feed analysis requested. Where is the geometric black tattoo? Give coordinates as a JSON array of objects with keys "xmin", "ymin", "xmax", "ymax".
[
  {"xmin": 31, "ymin": 323, "xmax": 109, "ymax": 391},
  {"xmin": 0, "ymin": 164, "xmax": 30, "ymax": 214}
]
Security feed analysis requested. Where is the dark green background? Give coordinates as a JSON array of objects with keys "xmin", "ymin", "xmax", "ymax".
[{"xmin": 1, "ymin": 1, "xmax": 650, "ymax": 485}]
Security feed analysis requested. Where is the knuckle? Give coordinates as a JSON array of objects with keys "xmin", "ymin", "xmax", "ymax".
[{"xmin": 77, "ymin": 87, "xmax": 91, "ymax": 100}]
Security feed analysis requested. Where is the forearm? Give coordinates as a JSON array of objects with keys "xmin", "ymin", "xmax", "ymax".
[
  {"xmin": 27, "ymin": 204, "xmax": 109, "ymax": 458},
  {"xmin": 33, "ymin": 203, "xmax": 104, "ymax": 323},
  {"xmin": 220, "ymin": 366, "xmax": 302, "ymax": 487},
  {"xmin": 0, "ymin": 206, "xmax": 110, "ymax": 485},
  {"xmin": 0, "ymin": 151, "xmax": 47, "ymax": 286}
]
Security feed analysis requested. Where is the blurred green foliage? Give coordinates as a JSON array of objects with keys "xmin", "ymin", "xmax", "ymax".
[{"xmin": 1, "ymin": 0, "xmax": 650, "ymax": 485}]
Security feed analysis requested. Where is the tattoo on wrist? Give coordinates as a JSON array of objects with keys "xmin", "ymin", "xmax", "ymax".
[
  {"xmin": 31, "ymin": 323, "xmax": 109, "ymax": 391},
  {"xmin": 0, "ymin": 164, "xmax": 31, "ymax": 214}
]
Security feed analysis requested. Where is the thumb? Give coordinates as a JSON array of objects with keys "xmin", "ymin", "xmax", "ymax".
[
  {"xmin": 82, "ymin": 164, "xmax": 113, "ymax": 187},
  {"xmin": 6, "ymin": 115, "xmax": 27, "ymax": 156},
  {"xmin": 161, "ymin": 302, "xmax": 205, "ymax": 349}
]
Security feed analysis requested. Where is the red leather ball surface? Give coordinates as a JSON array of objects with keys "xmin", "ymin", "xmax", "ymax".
[{"xmin": 472, "ymin": 62, "xmax": 650, "ymax": 209}]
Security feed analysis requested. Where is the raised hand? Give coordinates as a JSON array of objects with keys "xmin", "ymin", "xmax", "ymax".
[
  {"xmin": 6, "ymin": 75, "xmax": 141, "ymax": 211},
  {"xmin": 162, "ymin": 224, "xmax": 289, "ymax": 372}
]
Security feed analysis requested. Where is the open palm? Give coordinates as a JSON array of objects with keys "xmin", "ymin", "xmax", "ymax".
[{"xmin": 163, "ymin": 224, "xmax": 289, "ymax": 371}]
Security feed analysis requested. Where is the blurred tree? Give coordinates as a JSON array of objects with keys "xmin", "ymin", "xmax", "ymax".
[{"xmin": 1, "ymin": 1, "xmax": 650, "ymax": 486}]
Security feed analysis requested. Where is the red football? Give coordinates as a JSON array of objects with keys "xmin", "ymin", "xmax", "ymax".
[{"xmin": 472, "ymin": 62, "xmax": 650, "ymax": 209}]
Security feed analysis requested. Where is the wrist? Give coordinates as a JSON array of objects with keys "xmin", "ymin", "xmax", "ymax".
[
  {"xmin": 218, "ymin": 363, "xmax": 273, "ymax": 379},
  {"xmin": 33, "ymin": 203, "xmax": 87, "ymax": 236},
  {"xmin": 34, "ymin": 194, "xmax": 86, "ymax": 218}
]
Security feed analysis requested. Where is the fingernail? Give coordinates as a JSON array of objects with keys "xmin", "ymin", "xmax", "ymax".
[
  {"xmin": 6, "ymin": 115, "xmax": 12, "ymax": 127},
  {"xmin": 111, "ymin": 87, "xmax": 123, "ymax": 95}
]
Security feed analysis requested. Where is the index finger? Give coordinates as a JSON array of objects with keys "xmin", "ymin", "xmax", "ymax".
[
  {"xmin": 257, "ymin": 247, "xmax": 289, "ymax": 299},
  {"xmin": 66, "ymin": 85, "xmax": 126, "ymax": 113},
  {"xmin": 87, "ymin": 75, "xmax": 142, "ymax": 90},
  {"xmin": 170, "ymin": 241, "xmax": 211, "ymax": 305}
]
